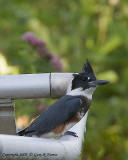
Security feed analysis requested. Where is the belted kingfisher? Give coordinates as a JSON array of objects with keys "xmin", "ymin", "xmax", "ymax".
[{"xmin": 18, "ymin": 60, "xmax": 109, "ymax": 138}]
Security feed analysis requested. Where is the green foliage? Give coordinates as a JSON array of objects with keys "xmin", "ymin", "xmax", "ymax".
[{"xmin": 0, "ymin": 0, "xmax": 128, "ymax": 159}]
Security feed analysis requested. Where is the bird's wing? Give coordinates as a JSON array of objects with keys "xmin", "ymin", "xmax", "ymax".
[{"xmin": 24, "ymin": 95, "xmax": 82, "ymax": 136}]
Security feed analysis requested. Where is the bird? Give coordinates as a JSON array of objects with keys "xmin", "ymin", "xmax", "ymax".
[{"xmin": 18, "ymin": 60, "xmax": 109, "ymax": 138}]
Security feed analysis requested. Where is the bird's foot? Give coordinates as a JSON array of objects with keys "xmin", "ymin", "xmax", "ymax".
[{"xmin": 64, "ymin": 131, "xmax": 78, "ymax": 138}]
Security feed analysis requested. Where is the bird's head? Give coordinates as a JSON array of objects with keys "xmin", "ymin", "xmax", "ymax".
[{"xmin": 71, "ymin": 60, "xmax": 110, "ymax": 98}]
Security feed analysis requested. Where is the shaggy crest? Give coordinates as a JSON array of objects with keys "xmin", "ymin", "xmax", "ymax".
[{"xmin": 82, "ymin": 59, "xmax": 94, "ymax": 74}]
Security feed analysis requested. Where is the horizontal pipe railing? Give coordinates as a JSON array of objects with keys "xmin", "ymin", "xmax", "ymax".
[
  {"xmin": 0, "ymin": 113, "xmax": 88, "ymax": 160},
  {"xmin": 0, "ymin": 73, "xmax": 73, "ymax": 99}
]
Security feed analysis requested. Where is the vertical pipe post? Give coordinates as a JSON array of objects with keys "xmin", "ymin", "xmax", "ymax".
[{"xmin": 0, "ymin": 99, "xmax": 16, "ymax": 135}]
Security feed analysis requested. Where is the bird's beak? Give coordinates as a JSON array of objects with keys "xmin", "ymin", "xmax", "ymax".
[{"xmin": 89, "ymin": 80, "xmax": 110, "ymax": 87}]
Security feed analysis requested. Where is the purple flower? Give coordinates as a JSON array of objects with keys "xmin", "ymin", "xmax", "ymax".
[
  {"xmin": 22, "ymin": 32, "xmax": 46, "ymax": 47},
  {"xmin": 37, "ymin": 48, "xmax": 53, "ymax": 59},
  {"xmin": 22, "ymin": 32, "xmax": 63, "ymax": 72}
]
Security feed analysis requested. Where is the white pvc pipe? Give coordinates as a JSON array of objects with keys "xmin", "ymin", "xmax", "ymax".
[
  {"xmin": 0, "ymin": 73, "xmax": 73, "ymax": 99},
  {"xmin": 0, "ymin": 113, "xmax": 88, "ymax": 160},
  {"xmin": 0, "ymin": 73, "xmax": 50, "ymax": 99}
]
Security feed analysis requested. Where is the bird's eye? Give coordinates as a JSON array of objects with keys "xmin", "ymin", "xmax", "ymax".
[{"xmin": 82, "ymin": 77, "xmax": 87, "ymax": 81}]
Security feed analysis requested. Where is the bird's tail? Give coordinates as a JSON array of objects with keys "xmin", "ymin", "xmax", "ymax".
[
  {"xmin": 17, "ymin": 128, "xmax": 36, "ymax": 137},
  {"xmin": 17, "ymin": 128, "xmax": 27, "ymax": 136}
]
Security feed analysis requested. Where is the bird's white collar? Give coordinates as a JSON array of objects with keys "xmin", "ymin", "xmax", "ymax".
[{"xmin": 67, "ymin": 87, "xmax": 96, "ymax": 100}]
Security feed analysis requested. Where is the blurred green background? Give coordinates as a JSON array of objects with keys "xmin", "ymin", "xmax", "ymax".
[{"xmin": 0, "ymin": 0, "xmax": 128, "ymax": 159}]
